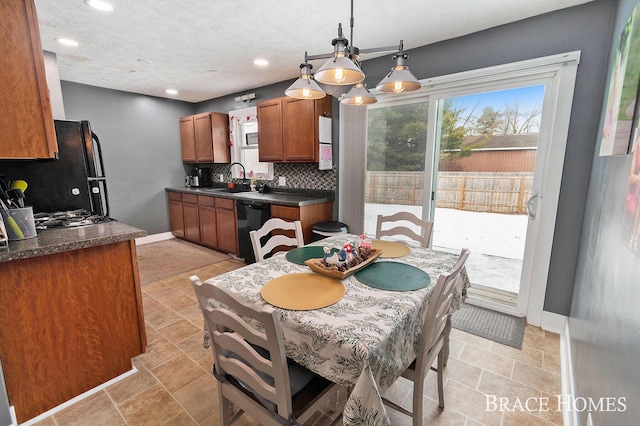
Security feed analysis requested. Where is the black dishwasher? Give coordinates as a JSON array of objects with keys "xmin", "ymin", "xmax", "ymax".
[{"xmin": 236, "ymin": 200, "xmax": 271, "ymax": 264}]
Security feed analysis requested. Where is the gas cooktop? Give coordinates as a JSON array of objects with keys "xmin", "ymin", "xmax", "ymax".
[{"xmin": 34, "ymin": 209, "xmax": 113, "ymax": 230}]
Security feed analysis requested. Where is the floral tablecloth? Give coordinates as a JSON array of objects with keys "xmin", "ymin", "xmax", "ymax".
[{"xmin": 201, "ymin": 234, "xmax": 470, "ymax": 425}]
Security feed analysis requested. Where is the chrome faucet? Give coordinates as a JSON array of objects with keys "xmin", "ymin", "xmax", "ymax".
[{"xmin": 229, "ymin": 162, "xmax": 247, "ymax": 188}]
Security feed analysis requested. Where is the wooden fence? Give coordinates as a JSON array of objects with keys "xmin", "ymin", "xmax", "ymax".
[{"xmin": 365, "ymin": 171, "xmax": 533, "ymax": 214}]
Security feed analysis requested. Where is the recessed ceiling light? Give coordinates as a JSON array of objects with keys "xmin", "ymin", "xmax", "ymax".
[
  {"xmin": 166, "ymin": 89, "xmax": 178, "ymax": 95},
  {"xmin": 56, "ymin": 38, "xmax": 79, "ymax": 47},
  {"xmin": 253, "ymin": 59, "xmax": 269, "ymax": 66},
  {"xmin": 85, "ymin": 0, "xmax": 114, "ymax": 12}
]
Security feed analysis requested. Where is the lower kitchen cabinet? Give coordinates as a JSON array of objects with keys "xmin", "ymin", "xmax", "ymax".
[
  {"xmin": 198, "ymin": 196, "xmax": 218, "ymax": 248},
  {"xmin": 271, "ymin": 202, "xmax": 333, "ymax": 244},
  {"xmin": 166, "ymin": 190, "xmax": 237, "ymax": 255},
  {"xmin": 0, "ymin": 239, "xmax": 146, "ymax": 423},
  {"xmin": 215, "ymin": 198, "xmax": 238, "ymax": 254}
]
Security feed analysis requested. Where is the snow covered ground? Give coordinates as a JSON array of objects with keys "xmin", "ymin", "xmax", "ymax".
[{"xmin": 364, "ymin": 204, "xmax": 527, "ymax": 293}]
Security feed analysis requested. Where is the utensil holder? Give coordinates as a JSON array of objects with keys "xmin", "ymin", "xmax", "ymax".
[{"xmin": 1, "ymin": 206, "xmax": 37, "ymax": 241}]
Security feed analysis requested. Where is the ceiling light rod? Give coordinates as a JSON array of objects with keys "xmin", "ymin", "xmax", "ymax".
[{"xmin": 303, "ymin": 27, "xmax": 405, "ymax": 63}]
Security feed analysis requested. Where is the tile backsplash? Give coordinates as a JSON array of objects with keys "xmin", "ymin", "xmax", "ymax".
[{"xmin": 204, "ymin": 163, "xmax": 336, "ymax": 191}]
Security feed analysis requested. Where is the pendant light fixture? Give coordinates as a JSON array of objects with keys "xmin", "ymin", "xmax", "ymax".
[
  {"xmin": 376, "ymin": 52, "xmax": 422, "ymax": 93},
  {"xmin": 285, "ymin": 63, "xmax": 326, "ymax": 99},
  {"xmin": 340, "ymin": 83, "xmax": 377, "ymax": 105},
  {"xmin": 286, "ymin": 0, "xmax": 421, "ymax": 104}
]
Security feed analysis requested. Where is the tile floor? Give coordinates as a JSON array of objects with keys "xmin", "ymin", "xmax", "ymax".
[{"xmin": 32, "ymin": 257, "xmax": 563, "ymax": 426}]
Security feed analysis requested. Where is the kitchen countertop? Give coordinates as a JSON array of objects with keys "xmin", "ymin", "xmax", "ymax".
[
  {"xmin": 165, "ymin": 186, "xmax": 334, "ymax": 207},
  {"xmin": 0, "ymin": 221, "xmax": 147, "ymax": 263}
]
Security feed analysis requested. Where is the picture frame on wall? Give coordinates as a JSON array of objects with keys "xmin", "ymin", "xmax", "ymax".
[{"xmin": 600, "ymin": 4, "xmax": 640, "ymax": 156}]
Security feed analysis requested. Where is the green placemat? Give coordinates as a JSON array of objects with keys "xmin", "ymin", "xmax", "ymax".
[
  {"xmin": 285, "ymin": 246, "xmax": 338, "ymax": 265},
  {"xmin": 354, "ymin": 261, "xmax": 431, "ymax": 291}
]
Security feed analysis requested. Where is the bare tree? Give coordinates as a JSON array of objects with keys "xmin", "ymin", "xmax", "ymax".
[{"xmin": 499, "ymin": 102, "xmax": 541, "ymax": 134}]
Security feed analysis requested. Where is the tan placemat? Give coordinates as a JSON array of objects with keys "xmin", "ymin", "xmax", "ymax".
[
  {"xmin": 261, "ymin": 273, "xmax": 345, "ymax": 310},
  {"xmin": 371, "ymin": 240, "xmax": 411, "ymax": 258}
]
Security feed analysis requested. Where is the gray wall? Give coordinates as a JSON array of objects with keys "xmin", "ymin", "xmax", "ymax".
[
  {"xmin": 61, "ymin": 81, "xmax": 195, "ymax": 234},
  {"xmin": 569, "ymin": 0, "xmax": 640, "ymax": 423}
]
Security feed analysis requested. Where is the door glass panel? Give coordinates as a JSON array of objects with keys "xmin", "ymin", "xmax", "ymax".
[
  {"xmin": 364, "ymin": 102, "xmax": 429, "ymax": 239},
  {"xmin": 433, "ymin": 85, "xmax": 544, "ymax": 304}
]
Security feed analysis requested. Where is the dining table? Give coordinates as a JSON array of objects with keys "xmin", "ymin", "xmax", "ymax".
[{"xmin": 200, "ymin": 233, "xmax": 471, "ymax": 426}]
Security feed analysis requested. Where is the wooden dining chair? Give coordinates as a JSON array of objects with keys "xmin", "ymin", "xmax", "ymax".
[
  {"xmin": 190, "ymin": 276, "xmax": 340, "ymax": 426},
  {"xmin": 382, "ymin": 248, "xmax": 470, "ymax": 425},
  {"xmin": 250, "ymin": 218, "xmax": 304, "ymax": 261},
  {"xmin": 375, "ymin": 212, "xmax": 433, "ymax": 248}
]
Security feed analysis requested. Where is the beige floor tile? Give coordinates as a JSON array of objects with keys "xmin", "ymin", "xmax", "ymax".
[
  {"xmin": 177, "ymin": 303, "xmax": 205, "ymax": 327},
  {"xmin": 163, "ymin": 293, "xmax": 198, "ymax": 312},
  {"xmin": 459, "ymin": 343, "xmax": 515, "ymax": 378},
  {"xmin": 105, "ymin": 367, "xmax": 159, "ymax": 405},
  {"xmin": 442, "ymin": 380, "xmax": 502, "ymax": 426},
  {"xmin": 140, "ymin": 294, "xmax": 165, "ymax": 315},
  {"xmin": 165, "ymin": 274, "xmax": 197, "ymax": 294},
  {"xmin": 538, "ymin": 392, "xmax": 564, "ymax": 425},
  {"xmin": 135, "ymin": 336, "xmax": 182, "ymax": 370},
  {"xmin": 150, "ymin": 353, "xmax": 206, "ymax": 393},
  {"xmin": 522, "ymin": 330, "xmax": 560, "ymax": 354},
  {"xmin": 450, "ymin": 329, "xmax": 492, "ymax": 350},
  {"xmin": 440, "ymin": 357, "xmax": 484, "ymax": 391},
  {"xmin": 447, "ymin": 336, "xmax": 465, "ymax": 359},
  {"xmin": 477, "ymin": 370, "xmax": 541, "ymax": 404},
  {"xmin": 161, "ymin": 410, "xmax": 198, "ymax": 426},
  {"xmin": 151, "ymin": 286, "xmax": 188, "ymax": 305},
  {"xmin": 49, "ymin": 390, "xmax": 105, "ymax": 419},
  {"xmin": 118, "ymin": 385, "xmax": 183, "ymax": 425},
  {"xmin": 542, "ymin": 352, "xmax": 561, "ymax": 374},
  {"xmin": 525, "ymin": 324, "xmax": 545, "ymax": 336},
  {"xmin": 31, "ymin": 417, "xmax": 56, "ymax": 426},
  {"xmin": 144, "ymin": 306, "xmax": 184, "ymax": 330},
  {"xmin": 172, "ymin": 374, "xmax": 220, "ymax": 423},
  {"xmin": 158, "ymin": 317, "xmax": 201, "ymax": 343},
  {"xmin": 503, "ymin": 409, "xmax": 557, "ymax": 425},
  {"xmin": 55, "ymin": 393, "xmax": 125, "ymax": 426},
  {"xmin": 175, "ymin": 331, "xmax": 211, "ymax": 363},
  {"xmin": 142, "ymin": 281, "xmax": 173, "ymax": 297},
  {"xmin": 489, "ymin": 341, "xmax": 543, "ymax": 368},
  {"xmin": 512, "ymin": 361, "xmax": 562, "ymax": 395},
  {"xmin": 143, "ymin": 322, "xmax": 163, "ymax": 344}
]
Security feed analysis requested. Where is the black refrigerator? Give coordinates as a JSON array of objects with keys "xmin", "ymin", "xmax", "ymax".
[{"xmin": 0, "ymin": 120, "xmax": 109, "ymax": 216}]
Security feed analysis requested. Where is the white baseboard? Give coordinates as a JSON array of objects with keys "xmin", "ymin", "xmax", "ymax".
[
  {"xmin": 560, "ymin": 320, "xmax": 578, "ymax": 426},
  {"xmin": 540, "ymin": 310, "xmax": 567, "ymax": 334},
  {"xmin": 135, "ymin": 232, "xmax": 174, "ymax": 246},
  {"xmin": 19, "ymin": 366, "xmax": 138, "ymax": 426}
]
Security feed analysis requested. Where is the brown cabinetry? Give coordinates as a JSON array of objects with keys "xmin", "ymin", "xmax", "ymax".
[
  {"xmin": 0, "ymin": 0, "xmax": 58, "ymax": 159},
  {"xmin": 257, "ymin": 96, "xmax": 332, "ymax": 163},
  {"xmin": 167, "ymin": 191, "xmax": 238, "ymax": 255},
  {"xmin": 0, "ymin": 239, "xmax": 145, "ymax": 423},
  {"xmin": 271, "ymin": 202, "xmax": 334, "ymax": 244},
  {"xmin": 180, "ymin": 112, "xmax": 231, "ymax": 163}
]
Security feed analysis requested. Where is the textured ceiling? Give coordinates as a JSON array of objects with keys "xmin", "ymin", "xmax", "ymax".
[{"xmin": 34, "ymin": 0, "xmax": 592, "ymax": 103}]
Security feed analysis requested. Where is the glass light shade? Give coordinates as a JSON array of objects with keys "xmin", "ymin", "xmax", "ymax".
[
  {"xmin": 340, "ymin": 83, "xmax": 377, "ymax": 105},
  {"xmin": 376, "ymin": 66, "xmax": 421, "ymax": 93},
  {"xmin": 314, "ymin": 54, "xmax": 365, "ymax": 86},
  {"xmin": 285, "ymin": 76, "xmax": 326, "ymax": 99}
]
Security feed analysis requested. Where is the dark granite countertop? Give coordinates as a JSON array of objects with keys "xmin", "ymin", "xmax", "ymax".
[
  {"xmin": 165, "ymin": 186, "xmax": 334, "ymax": 207},
  {"xmin": 0, "ymin": 221, "xmax": 147, "ymax": 263}
]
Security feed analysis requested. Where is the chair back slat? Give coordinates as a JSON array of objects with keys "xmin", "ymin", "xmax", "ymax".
[
  {"xmin": 376, "ymin": 212, "xmax": 433, "ymax": 248},
  {"xmin": 250, "ymin": 218, "xmax": 304, "ymax": 261}
]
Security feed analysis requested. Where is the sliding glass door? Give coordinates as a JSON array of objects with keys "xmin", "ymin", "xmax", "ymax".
[{"xmin": 362, "ymin": 52, "xmax": 579, "ymax": 321}]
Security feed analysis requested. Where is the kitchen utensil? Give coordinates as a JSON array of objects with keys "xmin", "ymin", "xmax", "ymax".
[
  {"xmin": 0, "ymin": 199, "xmax": 25, "ymax": 239},
  {"xmin": 6, "ymin": 188, "xmax": 24, "ymax": 208},
  {"xmin": 10, "ymin": 179, "xmax": 27, "ymax": 193}
]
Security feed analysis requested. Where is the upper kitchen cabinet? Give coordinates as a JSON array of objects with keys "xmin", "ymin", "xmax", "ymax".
[
  {"xmin": 180, "ymin": 112, "xmax": 230, "ymax": 163},
  {"xmin": 0, "ymin": 0, "xmax": 58, "ymax": 159},
  {"xmin": 257, "ymin": 96, "xmax": 332, "ymax": 163}
]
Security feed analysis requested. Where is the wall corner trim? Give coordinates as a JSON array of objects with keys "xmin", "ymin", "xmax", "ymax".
[
  {"xmin": 560, "ymin": 320, "xmax": 579, "ymax": 426},
  {"xmin": 541, "ymin": 310, "xmax": 567, "ymax": 334}
]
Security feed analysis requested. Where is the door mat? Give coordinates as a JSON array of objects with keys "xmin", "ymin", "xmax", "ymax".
[
  {"xmin": 451, "ymin": 303, "xmax": 526, "ymax": 349},
  {"xmin": 136, "ymin": 239, "xmax": 231, "ymax": 285}
]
